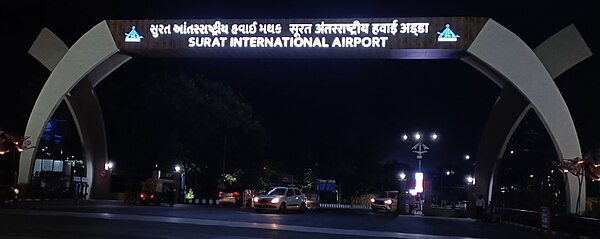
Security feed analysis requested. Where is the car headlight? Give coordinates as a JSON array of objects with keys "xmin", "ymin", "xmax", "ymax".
[
  {"xmin": 385, "ymin": 199, "xmax": 392, "ymax": 205},
  {"xmin": 370, "ymin": 198, "xmax": 375, "ymax": 203},
  {"xmin": 253, "ymin": 197, "xmax": 259, "ymax": 203},
  {"xmin": 270, "ymin": 197, "xmax": 280, "ymax": 204}
]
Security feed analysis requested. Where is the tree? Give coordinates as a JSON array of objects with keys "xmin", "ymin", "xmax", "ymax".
[
  {"xmin": 0, "ymin": 130, "xmax": 25, "ymax": 185},
  {"xmin": 558, "ymin": 157, "xmax": 586, "ymax": 214},
  {"xmin": 583, "ymin": 148, "xmax": 600, "ymax": 182},
  {"xmin": 98, "ymin": 69, "xmax": 269, "ymax": 196},
  {"xmin": 560, "ymin": 149, "xmax": 600, "ymax": 215},
  {"xmin": 0, "ymin": 130, "xmax": 22, "ymax": 153},
  {"xmin": 583, "ymin": 147, "xmax": 600, "ymax": 216}
]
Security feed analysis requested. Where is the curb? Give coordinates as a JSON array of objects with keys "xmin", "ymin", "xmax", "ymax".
[
  {"xmin": 18, "ymin": 198, "xmax": 61, "ymax": 202},
  {"xmin": 183, "ymin": 198, "xmax": 220, "ymax": 205},
  {"xmin": 503, "ymin": 221, "xmax": 592, "ymax": 239},
  {"xmin": 318, "ymin": 203, "xmax": 370, "ymax": 209}
]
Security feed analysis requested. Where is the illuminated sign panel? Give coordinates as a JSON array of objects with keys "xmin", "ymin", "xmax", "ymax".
[
  {"xmin": 415, "ymin": 172, "xmax": 424, "ymax": 193},
  {"xmin": 107, "ymin": 17, "xmax": 487, "ymax": 59}
]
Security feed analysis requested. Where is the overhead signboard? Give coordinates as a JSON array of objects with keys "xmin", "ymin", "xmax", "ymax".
[
  {"xmin": 316, "ymin": 179, "xmax": 336, "ymax": 191},
  {"xmin": 107, "ymin": 17, "xmax": 488, "ymax": 59}
]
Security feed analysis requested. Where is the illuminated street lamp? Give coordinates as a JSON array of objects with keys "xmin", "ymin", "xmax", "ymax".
[
  {"xmin": 466, "ymin": 176, "xmax": 475, "ymax": 185},
  {"xmin": 397, "ymin": 172, "xmax": 408, "ymax": 215},
  {"xmin": 174, "ymin": 165, "xmax": 181, "ymax": 173},
  {"xmin": 401, "ymin": 130, "xmax": 438, "ymax": 172},
  {"xmin": 104, "ymin": 161, "xmax": 114, "ymax": 170}
]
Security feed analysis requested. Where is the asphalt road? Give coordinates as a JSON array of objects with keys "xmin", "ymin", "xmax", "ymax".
[{"xmin": 0, "ymin": 200, "xmax": 575, "ymax": 239}]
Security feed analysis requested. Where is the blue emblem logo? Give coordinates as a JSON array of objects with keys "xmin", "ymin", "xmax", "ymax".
[
  {"xmin": 125, "ymin": 26, "xmax": 143, "ymax": 43},
  {"xmin": 437, "ymin": 24, "xmax": 460, "ymax": 42}
]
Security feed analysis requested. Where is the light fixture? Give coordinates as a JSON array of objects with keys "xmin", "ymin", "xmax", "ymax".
[{"xmin": 104, "ymin": 161, "xmax": 114, "ymax": 170}]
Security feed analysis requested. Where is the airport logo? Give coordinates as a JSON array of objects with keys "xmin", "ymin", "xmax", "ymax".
[
  {"xmin": 125, "ymin": 26, "xmax": 144, "ymax": 43},
  {"xmin": 437, "ymin": 24, "xmax": 460, "ymax": 42}
]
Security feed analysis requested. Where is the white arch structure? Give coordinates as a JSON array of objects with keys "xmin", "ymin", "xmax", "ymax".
[{"xmin": 22, "ymin": 18, "xmax": 591, "ymax": 213}]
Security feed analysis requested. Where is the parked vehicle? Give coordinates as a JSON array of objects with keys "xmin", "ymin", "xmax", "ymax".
[
  {"xmin": 0, "ymin": 185, "xmax": 19, "ymax": 206},
  {"xmin": 218, "ymin": 188, "xmax": 242, "ymax": 207},
  {"xmin": 252, "ymin": 186, "xmax": 306, "ymax": 213},
  {"xmin": 370, "ymin": 190, "xmax": 398, "ymax": 213},
  {"xmin": 137, "ymin": 178, "xmax": 175, "ymax": 206}
]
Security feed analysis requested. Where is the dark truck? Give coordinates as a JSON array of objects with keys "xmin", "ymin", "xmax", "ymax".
[{"xmin": 135, "ymin": 178, "xmax": 176, "ymax": 206}]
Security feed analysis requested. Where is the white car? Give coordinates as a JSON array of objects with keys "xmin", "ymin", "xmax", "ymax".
[
  {"xmin": 370, "ymin": 190, "xmax": 398, "ymax": 213},
  {"xmin": 253, "ymin": 186, "xmax": 307, "ymax": 212}
]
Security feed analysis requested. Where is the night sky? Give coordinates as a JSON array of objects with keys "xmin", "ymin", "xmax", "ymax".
[{"xmin": 2, "ymin": 0, "xmax": 597, "ymax": 175}]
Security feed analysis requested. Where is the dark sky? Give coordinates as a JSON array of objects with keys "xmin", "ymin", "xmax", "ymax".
[{"xmin": 2, "ymin": 0, "xmax": 597, "ymax": 173}]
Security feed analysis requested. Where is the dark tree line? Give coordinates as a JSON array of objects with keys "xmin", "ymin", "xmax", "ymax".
[
  {"xmin": 97, "ymin": 67, "xmax": 269, "ymax": 196},
  {"xmin": 3, "ymin": 60, "xmax": 433, "ymax": 198}
]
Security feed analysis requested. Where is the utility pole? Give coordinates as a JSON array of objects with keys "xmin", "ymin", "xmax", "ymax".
[{"xmin": 222, "ymin": 134, "xmax": 227, "ymax": 175}]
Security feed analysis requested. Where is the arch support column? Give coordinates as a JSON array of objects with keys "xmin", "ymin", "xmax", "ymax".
[
  {"xmin": 466, "ymin": 19, "xmax": 589, "ymax": 214},
  {"xmin": 21, "ymin": 21, "xmax": 129, "ymax": 199}
]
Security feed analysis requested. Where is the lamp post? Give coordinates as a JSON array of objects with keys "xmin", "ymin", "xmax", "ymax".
[
  {"xmin": 401, "ymin": 131, "xmax": 437, "ymax": 214},
  {"xmin": 173, "ymin": 164, "xmax": 184, "ymax": 204},
  {"xmin": 441, "ymin": 169, "xmax": 454, "ymax": 199},
  {"xmin": 397, "ymin": 172, "xmax": 407, "ymax": 215},
  {"xmin": 401, "ymin": 131, "xmax": 438, "ymax": 172}
]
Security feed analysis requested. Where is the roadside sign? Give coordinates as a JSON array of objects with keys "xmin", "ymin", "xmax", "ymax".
[{"xmin": 540, "ymin": 206, "xmax": 550, "ymax": 229}]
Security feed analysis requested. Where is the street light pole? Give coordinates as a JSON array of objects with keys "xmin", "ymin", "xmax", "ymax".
[
  {"xmin": 223, "ymin": 134, "xmax": 227, "ymax": 175},
  {"xmin": 403, "ymin": 131, "xmax": 437, "ymax": 172},
  {"xmin": 397, "ymin": 172, "xmax": 407, "ymax": 215},
  {"xmin": 401, "ymin": 131, "xmax": 437, "ymax": 215}
]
